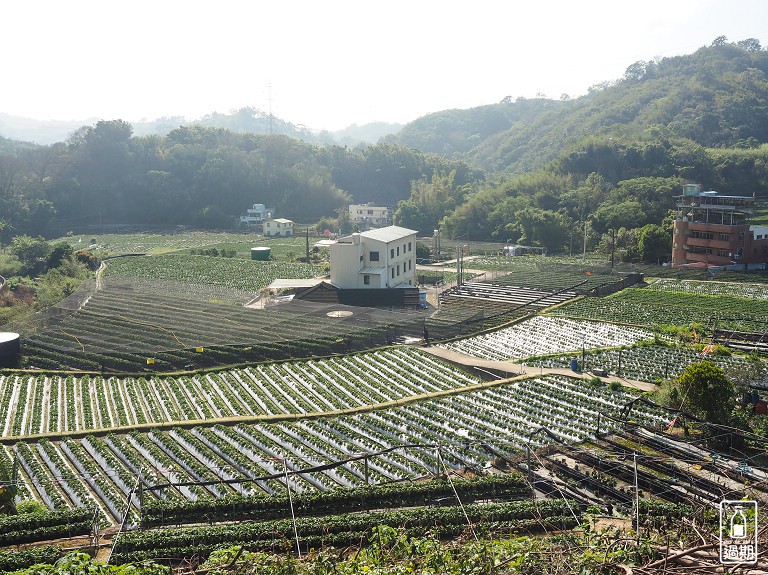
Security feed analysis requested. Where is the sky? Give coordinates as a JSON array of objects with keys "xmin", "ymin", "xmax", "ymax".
[{"xmin": 3, "ymin": 0, "xmax": 768, "ymax": 132}]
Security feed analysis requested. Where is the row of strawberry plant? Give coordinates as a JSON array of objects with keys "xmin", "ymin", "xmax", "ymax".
[
  {"xmin": 113, "ymin": 499, "xmax": 579, "ymax": 563},
  {"xmin": 557, "ymin": 287, "xmax": 768, "ymax": 332},
  {"xmin": 139, "ymin": 472, "xmax": 530, "ymax": 527},
  {"xmin": 8, "ymin": 375, "xmax": 667, "ymax": 525},
  {"xmin": 0, "ymin": 507, "xmax": 94, "ymax": 546},
  {"xmin": 645, "ymin": 279, "xmax": 768, "ymax": 300},
  {"xmin": 439, "ymin": 316, "xmax": 654, "ymax": 361},
  {"xmin": 0, "ymin": 348, "xmax": 480, "ymax": 436},
  {"xmin": 529, "ymin": 343, "xmax": 767, "ymax": 383}
]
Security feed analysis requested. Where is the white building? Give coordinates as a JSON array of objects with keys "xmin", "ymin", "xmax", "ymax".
[
  {"xmin": 349, "ymin": 203, "xmax": 389, "ymax": 226},
  {"xmin": 240, "ymin": 203, "xmax": 275, "ymax": 226},
  {"xmin": 264, "ymin": 218, "xmax": 294, "ymax": 237},
  {"xmin": 330, "ymin": 225, "xmax": 417, "ymax": 289}
]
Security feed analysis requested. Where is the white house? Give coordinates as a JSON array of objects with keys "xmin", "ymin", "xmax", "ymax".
[
  {"xmin": 349, "ymin": 203, "xmax": 389, "ymax": 226},
  {"xmin": 264, "ymin": 218, "xmax": 294, "ymax": 237},
  {"xmin": 240, "ymin": 203, "xmax": 274, "ymax": 226},
  {"xmin": 330, "ymin": 225, "xmax": 417, "ymax": 289}
]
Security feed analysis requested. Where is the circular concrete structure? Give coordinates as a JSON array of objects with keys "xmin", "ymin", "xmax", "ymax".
[{"xmin": 0, "ymin": 333, "xmax": 20, "ymax": 367}]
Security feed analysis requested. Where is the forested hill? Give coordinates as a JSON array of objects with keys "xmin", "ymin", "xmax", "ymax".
[{"xmin": 387, "ymin": 40, "xmax": 768, "ymax": 174}]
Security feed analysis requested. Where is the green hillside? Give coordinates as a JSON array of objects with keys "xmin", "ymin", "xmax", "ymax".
[{"xmin": 389, "ymin": 40, "xmax": 768, "ymax": 174}]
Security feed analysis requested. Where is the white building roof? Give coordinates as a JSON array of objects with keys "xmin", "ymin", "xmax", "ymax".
[
  {"xmin": 358, "ymin": 225, "xmax": 417, "ymax": 243},
  {"xmin": 267, "ymin": 278, "xmax": 323, "ymax": 289},
  {"xmin": 313, "ymin": 239, "xmax": 337, "ymax": 248},
  {"xmin": 270, "ymin": 218, "xmax": 294, "ymax": 224}
]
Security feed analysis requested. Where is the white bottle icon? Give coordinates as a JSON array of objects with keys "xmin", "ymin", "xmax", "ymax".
[{"xmin": 730, "ymin": 506, "xmax": 747, "ymax": 539}]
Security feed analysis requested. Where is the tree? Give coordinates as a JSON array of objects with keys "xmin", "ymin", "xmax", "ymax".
[
  {"xmin": 591, "ymin": 199, "xmax": 646, "ymax": 233},
  {"xmin": 637, "ymin": 223, "xmax": 671, "ymax": 264},
  {"xmin": 9, "ymin": 235, "xmax": 50, "ymax": 276},
  {"xmin": 736, "ymin": 38, "xmax": 761, "ymax": 52},
  {"xmin": 671, "ymin": 362, "xmax": 734, "ymax": 424},
  {"xmin": 415, "ymin": 242, "xmax": 431, "ymax": 260}
]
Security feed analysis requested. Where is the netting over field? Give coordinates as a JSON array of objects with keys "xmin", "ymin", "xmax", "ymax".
[{"xmin": 3, "ymin": 278, "xmax": 471, "ymax": 357}]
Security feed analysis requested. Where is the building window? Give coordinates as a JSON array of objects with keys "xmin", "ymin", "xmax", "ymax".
[
  {"xmin": 364, "ymin": 275, "xmax": 370, "ymax": 285},
  {"xmin": 717, "ymin": 249, "xmax": 729, "ymax": 257},
  {"xmin": 369, "ymin": 251, "xmax": 379, "ymax": 261},
  {"xmin": 391, "ymin": 267, "xmax": 395, "ymax": 278},
  {"xmin": 719, "ymin": 233, "xmax": 729, "ymax": 241},
  {"xmin": 397, "ymin": 264, "xmax": 400, "ymax": 275},
  {"xmin": 390, "ymin": 248, "xmax": 394, "ymax": 258},
  {"xmin": 689, "ymin": 230, "xmax": 713, "ymax": 240},
  {"xmin": 409, "ymin": 260, "xmax": 412, "ymax": 270},
  {"xmin": 408, "ymin": 242, "xmax": 412, "ymax": 251},
  {"xmin": 397, "ymin": 246, "xmax": 400, "ymax": 256}
]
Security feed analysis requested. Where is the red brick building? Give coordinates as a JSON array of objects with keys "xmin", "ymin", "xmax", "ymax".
[{"xmin": 671, "ymin": 184, "xmax": 768, "ymax": 268}]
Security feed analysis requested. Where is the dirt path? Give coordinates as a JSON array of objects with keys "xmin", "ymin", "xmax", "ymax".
[{"xmin": 421, "ymin": 346, "xmax": 657, "ymax": 393}]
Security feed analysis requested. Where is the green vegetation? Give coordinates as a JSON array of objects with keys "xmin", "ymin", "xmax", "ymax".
[
  {"xmin": 530, "ymin": 342, "xmax": 765, "ymax": 384},
  {"xmin": 557, "ymin": 286, "xmax": 768, "ymax": 333},
  {"xmin": 112, "ymin": 500, "xmax": 580, "ymax": 563},
  {"xmin": 1, "ymin": 40, "xmax": 768, "ymax": 574},
  {"xmin": 0, "ymin": 236, "xmax": 94, "ymax": 325},
  {"xmin": 391, "ymin": 40, "xmax": 768, "ymax": 175},
  {"xmin": 140, "ymin": 473, "xmax": 530, "ymax": 528},
  {"xmin": 666, "ymin": 362, "xmax": 735, "ymax": 424},
  {"xmin": 102, "ymin": 254, "xmax": 323, "ymax": 292}
]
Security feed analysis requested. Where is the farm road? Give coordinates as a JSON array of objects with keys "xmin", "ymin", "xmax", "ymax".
[{"xmin": 421, "ymin": 346, "xmax": 657, "ymax": 393}]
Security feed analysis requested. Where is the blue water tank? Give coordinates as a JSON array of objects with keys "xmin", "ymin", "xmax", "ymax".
[{"xmin": 570, "ymin": 358, "xmax": 579, "ymax": 372}]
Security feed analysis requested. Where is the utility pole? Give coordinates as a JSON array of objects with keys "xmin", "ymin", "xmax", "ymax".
[
  {"xmin": 456, "ymin": 244, "xmax": 462, "ymax": 286},
  {"xmin": 305, "ymin": 227, "xmax": 310, "ymax": 262},
  {"xmin": 634, "ymin": 452, "xmax": 640, "ymax": 542}
]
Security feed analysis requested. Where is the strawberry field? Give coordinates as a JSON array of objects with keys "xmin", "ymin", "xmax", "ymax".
[
  {"xmin": 4, "ymin": 369, "xmax": 670, "ymax": 528},
  {"xmin": 557, "ymin": 286, "xmax": 768, "ymax": 332},
  {"xmin": 9, "ymin": 275, "xmax": 447, "ymax": 370},
  {"xmin": 0, "ymin": 348, "xmax": 477, "ymax": 435},
  {"xmin": 530, "ymin": 342, "xmax": 767, "ymax": 383},
  {"xmin": 644, "ymin": 278, "xmax": 768, "ymax": 299},
  {"xmin": 103, "ymin": 255, "xmax": 323, "ymax": 292},
  {"xmin": 438, "ymin": 316, "xmax": 655, "ymax": 361}
]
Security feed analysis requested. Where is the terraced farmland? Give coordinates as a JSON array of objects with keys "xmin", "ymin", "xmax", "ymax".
[
  {"xmin": 6, "ymin": 372, "xmax": 670, "ymax": 528},
  {"xmin": 10, "ymin": 278, "xmax": 438, "ymax": 370},
  {"xmin": 557, "ymin": 285, "xmax": 768, "ymax": 333},
  {"xmin": 529, "ymin": 342, "xmax": 768, "ymax": 383},
  {"xmin": 463, "ymin": 256, "xmax": 629, "ymax": 294},
  {"xmin": 0, "ymin": 348, "xmax": 477, "ymax": 436},
  {"xmin": 645, "ymin": 278, "xmax": 768, "ymax": 300},
  {"xmin": 439, "ymin": 316, "xmax": 655, "ymax": 361},
  {"xmin": 103, "ymin": 255, "xmax": 323, "ymax": 292}
]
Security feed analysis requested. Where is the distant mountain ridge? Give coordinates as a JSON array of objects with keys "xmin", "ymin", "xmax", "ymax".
[
  {"xmin": 0, "ymin": 108, "xmax": 403, "ymax": 147},
  {"xmin": 4, "ymin": 40, "xmax": 766, "ymax": 171}
]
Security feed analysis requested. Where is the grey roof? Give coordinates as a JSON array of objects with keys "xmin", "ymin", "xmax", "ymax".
[{"xmin": 359, "ymin": 225, "xmax": 418, "ymax": 243}]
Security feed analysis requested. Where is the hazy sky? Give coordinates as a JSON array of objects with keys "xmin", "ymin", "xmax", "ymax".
[{"xmin": 3, "ymin": 0, "xmax": 767, "ymax": 131}]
